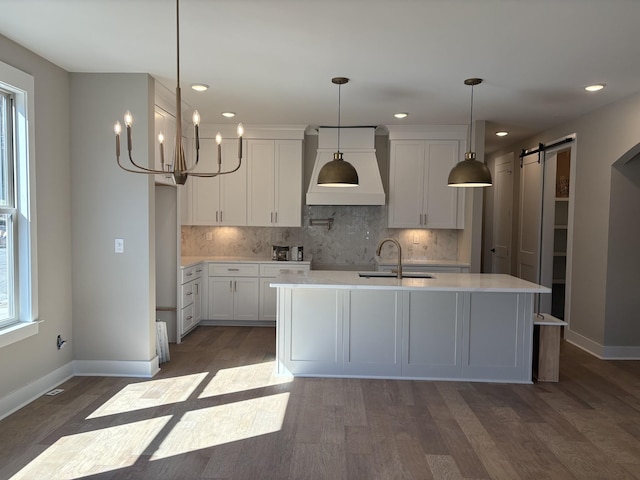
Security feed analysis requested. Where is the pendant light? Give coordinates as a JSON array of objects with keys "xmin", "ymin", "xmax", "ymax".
[
  {"xmin": 448, "ymin": 78, "xmax": 492, "ymax": 187},
  {"xmin": 317, "ymin": 77, "xmax": 359, "ymax": 187}
]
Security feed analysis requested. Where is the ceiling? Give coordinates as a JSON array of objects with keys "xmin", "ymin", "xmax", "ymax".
[{"xmin": 2, "ymin": 0, "xmax": 640, "ymax": 153}]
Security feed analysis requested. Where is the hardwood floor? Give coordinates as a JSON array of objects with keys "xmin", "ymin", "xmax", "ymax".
[{"xmin": 1, "ymin": 326, "xmax": 639, "ymax": 479}]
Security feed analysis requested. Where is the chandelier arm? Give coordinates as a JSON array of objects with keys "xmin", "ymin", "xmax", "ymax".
[
  {"xmin": 116, "ymin": 154, "xmax": 168, "ymax": 175},
  {"xmin": 190, "ymin": 158, "xmax": 241, "ymax": 177},
  {"xmin": 126, "ymin": 151, "xmax": 168, "ymax": 174}
]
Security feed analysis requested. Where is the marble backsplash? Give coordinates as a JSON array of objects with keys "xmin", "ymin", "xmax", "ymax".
[{"xmin": 181, "ymin": 205, "xmax": 459, "ymax": 268}]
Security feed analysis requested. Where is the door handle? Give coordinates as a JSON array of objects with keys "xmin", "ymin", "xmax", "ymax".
[{"xmin": 490, "ymin": 248, "xmax": 496, "ymax": 253}]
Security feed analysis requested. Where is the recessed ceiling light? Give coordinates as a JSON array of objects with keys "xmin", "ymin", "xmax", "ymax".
[
  {"xmin": 191, "ymin": 83, "xmax": 209, "ymax": 92},
  {"xmin": 394, "ymin": 112, "xmax": 409, "ymax": 119},
  {"xmin": 585, "ymin": 83, "xmax": 605, "ymax": 92},
  {"xmin": 221, "ymin": 112, "xmax": 236, "ymax": 118},
  {"xmin": 495, "ymin": 131, "xmax": 509, "ymax": 137}
]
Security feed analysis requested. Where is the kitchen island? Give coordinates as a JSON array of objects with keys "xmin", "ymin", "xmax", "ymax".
[{"xmin": 271, "ymin": 270, "xmax": 551, "ymax": 384}]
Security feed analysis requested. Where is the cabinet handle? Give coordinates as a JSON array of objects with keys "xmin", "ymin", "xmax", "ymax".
[
  {"xmin": 196, "ymin": 268, "xmax": 202, "ymax": 273},
  {"xmin": 228, "ymin": 268, "xmax": 239, "ymax": 272},
  {"xmin": 270, "ymin": 212, "xmax": 273, "ymax": 223},
  {"xmin": 186, "ymin": 272, "xmax": 193, "ymax": 277},
  {"xmin": 220, "ymin": 210, "xmax": 223, "ymax": 222},
  {"xmin": 186, "ymin": 292, "xmax": 193, "ymax": 296},
  {"xmin": 216, "ymin": 211, "xmax": 219, "ymax": 222},
  {"xmin": 229, "ymin": 280, "xmax": 233, "ymax": 292},
  {"xmin": 194, "ymin": 284, "xmax": 199, "ymax": 295},
  {"xmin": 234, "ymin": 280, "xmax": 237, "ymax": 292},
  {"xmin": 419, "ymin": 214, "xmax": 423, "ymax": 225},
  {"xmin": 423, "ymin": 214, "xmax": 427, "ymax": 225},
  {"xmin": 186, "ymin": 315, "xmax": 193, "ymax": 321},
  {"xmin": 275, "ymin": 212, "xmax": 278, "ymax": 223}
]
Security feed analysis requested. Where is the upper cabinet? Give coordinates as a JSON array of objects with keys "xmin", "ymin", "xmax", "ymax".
[
  {"xmin": 387, "ymin": 126, "xmax": 467, "ymax": 229},
  {"xmin": 247, "ymin": 139, "xmax": 303, "ymax": 227},
  {"xmin": 189, "ymin": 137, "xmax": 247, "ymax": 226}
]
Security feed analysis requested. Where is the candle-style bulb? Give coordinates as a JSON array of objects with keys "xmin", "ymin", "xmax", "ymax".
[
  {"xmin": 114, "ymin": 121, "xmax": 122, "ymax": 135},
  {"xmin": 237, "ymin": 123, "xmax": 244, "ymax": 137},
  {"xmin": 158, "ymin": 133, "xmax": 165, "ymax": 144},
  {"xmin": 215, "ymin": 132, "xmax": 222, "ymax": 145},
  {"xmin": 124, "ymin": 111, "xmax": 133, "ymax": 127},
  {"xmin": 192, "ymin": 110, "xmax": 201, "ymax": 126}
]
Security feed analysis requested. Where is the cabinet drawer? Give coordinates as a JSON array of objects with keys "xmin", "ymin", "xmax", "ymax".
[
  {"xmin": 181, "ymin": 303, "xmax": 196, "ymax": 332},
  {"xmin": 209, "ymin": 263, "xmax": 260, "ymax": 277},
  {"xmin": 259, "ymin": 263, "xmax": 310, "ymax": 277},
  {"xmin": 181, "ymin": 280, "xmax": 195, "ymax": 307},
  {"xmin": 181, "ymin": 264, "xmax": 204, "ymax": 283}
]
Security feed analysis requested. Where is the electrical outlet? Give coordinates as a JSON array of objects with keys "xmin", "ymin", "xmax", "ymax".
[
  {"xmin": 115, "ymin": 238, "xmax": 124, "ymax": 253},
  {"xmin": 45, "ymin": 389, "xmax": 64, "ymax": 396},
  {"xmin": 413, "ymin": 232, "xmax": 420, "ymax": 244},
  {"xmin": 206, "ymin": 232, "xmax": 213, "ymax": 241}
]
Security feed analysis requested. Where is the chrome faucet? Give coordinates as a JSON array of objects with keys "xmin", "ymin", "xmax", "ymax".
[{"xmin": 376, "ymin": 238, "xmax": 402, "ymax": 279}]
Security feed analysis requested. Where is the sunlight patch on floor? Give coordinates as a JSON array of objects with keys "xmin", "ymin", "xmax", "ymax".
[
  {"xmin": 10, "ymin": 417, "xmax": 172, "ymax": 480},
  {"xmin": 151, "ymin": 392, "xmax": 290, "ymax": 460},
  {"xmin": 198, "ymin": 361, "xmax": 292, "ymax": 398},
  {"xmin": 87, "ymin": 373, "xmax": 208, "ymax": 419}
]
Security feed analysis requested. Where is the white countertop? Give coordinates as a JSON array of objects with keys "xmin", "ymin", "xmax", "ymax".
[
  {"xmin": 181, "ymin": 256, "xmax": 312, "ymax": 268},
  {"xmin": 375, "ymin": 258, "xmax": 470, "ymax": 268},
  {"xmin": 270, "ymin": 270, "xmax": 551, "ymax": 293}
]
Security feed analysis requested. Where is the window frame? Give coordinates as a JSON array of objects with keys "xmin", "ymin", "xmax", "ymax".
[{"xmin": 0, "ymin": 59, "xmax": 39, "ymax": 348}]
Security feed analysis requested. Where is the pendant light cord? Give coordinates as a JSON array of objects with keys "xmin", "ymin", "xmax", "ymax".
[
  {"xmin": 337, "ymin": 82, "xmax": 341, "ymax": 153},
  {"xmin": 176, "ymin": 0, "xmax": 180, "ymax": 86},
  {"xmin": 468, "ymin": 83, "xmax": 474, "ymax": 152}
]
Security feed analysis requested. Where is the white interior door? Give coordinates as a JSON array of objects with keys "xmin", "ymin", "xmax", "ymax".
[
  {"xmin": 492, "ymin": 153, "xmax": 514, "ymax": 274},
  {"xmin": 517, "ymin": 152, "xmax": 543, "ymax": 284}
]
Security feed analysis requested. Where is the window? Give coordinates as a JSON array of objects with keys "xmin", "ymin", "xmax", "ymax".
[
  {"xmin": 0, "ymin": 60, "xmax": 38, "ymax": 347},
  {"xmin": 0, "ymin": 88, "xmax": 16, "ymax": 328}
]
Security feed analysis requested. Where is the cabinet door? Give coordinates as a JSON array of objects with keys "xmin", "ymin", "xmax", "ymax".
[
  {"xmin": 260, "ymin": 277, "xmax": 277, "ymax": 321},
  {"xmin": 233, "ymin": 277, "xmax": 260, "ymax": 321},
  {"xmin": 424, "ymin": 141, "xmax": 461, "ymax": 229},
  {"xmin": 343, "ymin": 290, "xmax": 402, "ymax": 376},
  {"xmin": 403, "ymin": 291, "xmax": 463, "ymax": 378},
  {"xmin": 219, "ymin": 138, "xmax": 247, "ymax": 226},
  {"xmin": 388, "ymin": 141, "xmax": 426, "ymax": 228},
  {"xmin": 208, "ymin": 277, "xmax": 235, "ymax": 320},
  {"xmin": 274, "ymin": 140, "xmax": 302, "ymax": 227},
  {"xmin": 191, "ymin": 137, "xmax": 221, "ymax": 225},
  {"xmin": 193, "ymin": 277, "xmax": 202, "ymax": 323},
  {"xmin": 247, "ymin": 140, "xmax": 276, "ymax": 226}
]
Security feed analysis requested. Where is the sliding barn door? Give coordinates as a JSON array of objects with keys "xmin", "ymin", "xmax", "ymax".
[{"xmin": 517, "ymin": 153, "xmax": 543, "ymax": 284}]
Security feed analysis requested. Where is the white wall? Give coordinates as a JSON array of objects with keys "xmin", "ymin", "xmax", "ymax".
[
  {"xmin": 486, "ymin": 89, "xmax": 640, "ymax": 355},
  {"xmin": 0, "ymin": 35, "xmax": 73, "ymax": 400},
  {"xmin": 70, "ymin": 73, "xmax": 156, "ymax": 370}
]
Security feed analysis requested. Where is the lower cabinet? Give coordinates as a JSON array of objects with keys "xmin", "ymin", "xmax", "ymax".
[
  {"xmin": 180, "ymin": 264, "xmax": 203, "ymax": 336},
  {"xmin": 259, "ymin": 263, "xmax": 310, "ymax": 321},
  {"xmin": 208, "ymin": 276, "xmax": 259, "ymax": 322},
  {"xmin": 280, "ymin": 288, "xmax": 531, "ymax": 382}
]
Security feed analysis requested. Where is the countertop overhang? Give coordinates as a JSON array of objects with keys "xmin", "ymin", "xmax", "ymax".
[{"xmin": 270, "ymin": 270, "xmax": 551, "ymax": 293}]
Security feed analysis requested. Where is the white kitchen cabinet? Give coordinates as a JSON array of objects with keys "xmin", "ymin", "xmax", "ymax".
[
  {"xmin": 190, "ymin": 137, "xmax": 247, "ymax": 226},
  {"xmin": 179, "ymin": 264, "xmax": 204, "ymax": 336},
  {"xmin": 247, "ymin": 139, "xmax": 302, "ymax": 227},
  {"xmin": 388, "ymin": 140, "xmax": 464, "ymax": 229},
  {"xmin": 207, "ymin": 263, "xmax": 259, "ymax": 323},
  {"xmin": 259, "ymin": 263, "xmax": 310, "ymax": 321},
  {"xmin": 154, "ymin": 106, "xmax": 176, "ymax": 186}
]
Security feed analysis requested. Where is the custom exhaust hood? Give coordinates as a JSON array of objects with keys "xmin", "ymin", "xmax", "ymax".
[{"xmin": 306, "ymin": 127, "xmax": 386, "ymax": 205}]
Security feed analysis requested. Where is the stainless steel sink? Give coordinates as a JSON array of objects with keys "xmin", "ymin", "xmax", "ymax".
[{"xmin": 358, "ymin": 271, "xmax": 434, "ymax": 279}]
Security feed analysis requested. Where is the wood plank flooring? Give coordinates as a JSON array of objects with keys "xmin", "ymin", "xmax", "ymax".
[{"xmin": 1, "ymin": 326, "xmax": 639, "ymax": 479}]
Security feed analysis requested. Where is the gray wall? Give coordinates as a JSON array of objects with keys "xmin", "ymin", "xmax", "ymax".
[
  {"xmin": 486, "ymin": 89, "xmax": 640, "ymax": 352},
  {"xmin": 605, "ymin": 154, "xmax": 640, "ymax": 345},
  {"xmin": 70, "ymin": 73, "xmax": 156, "ymax": 363},
  {"xmin": 0, "ymin": 35, "xmax": 73, "ymax": 397}
]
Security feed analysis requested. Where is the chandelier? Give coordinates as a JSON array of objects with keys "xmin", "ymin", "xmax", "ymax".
[{"xmin": 113, "ymin": 0, "xmax": 243, "ymax": 185}]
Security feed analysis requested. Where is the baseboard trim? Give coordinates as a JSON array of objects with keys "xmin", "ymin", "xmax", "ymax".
[
  {"xmin": 565, "ymin": 329, "xmax": 640, "ymax": 359},
  {"xmin": 73, "ymin": 357, "xmax": 160, "ymax": 378},
  {"xmin": 0, "ymin": 362, "xmax": 74, "ymax": 421}
]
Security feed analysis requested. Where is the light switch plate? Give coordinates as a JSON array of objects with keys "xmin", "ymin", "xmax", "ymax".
[{"xmin": 115, "ymin": 238, "xmax": 124, "ymax": 253}]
